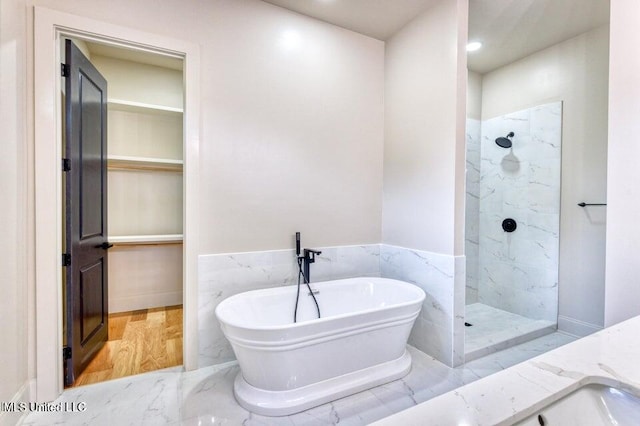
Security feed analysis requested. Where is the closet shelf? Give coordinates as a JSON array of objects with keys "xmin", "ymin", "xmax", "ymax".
[
  {"xmin": 108, "ymin": 98, "xmax": 183, "ymax": 115},
  {"xmin": 109, "ymin": 234, "xmax": 183, "ymax": 246},
  {"xmin": 107, "ymin": 155, "xmax": 183, "ymax": 172}
]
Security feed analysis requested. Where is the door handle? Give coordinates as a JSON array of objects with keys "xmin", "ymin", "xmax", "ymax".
[{"xmin": 97, "ymin": 242, "xmax": 114, "ymax": 250}]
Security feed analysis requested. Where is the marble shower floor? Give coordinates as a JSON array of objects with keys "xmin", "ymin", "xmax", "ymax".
[
  {"xmin": 465, "ymin": 303, "xmax": 557, "ymax": 362},
  {"xmin": 22, "ymin": 332, "xmax": 576, "ymax": 426}
]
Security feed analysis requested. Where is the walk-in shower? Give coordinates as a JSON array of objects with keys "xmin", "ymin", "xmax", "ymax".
[
  {"xmin": 464, "ymin": 103, "xmax": 562, "ymax": 361},
  {"xmin": 465, "ymin": 0, "xmax": 610, "ymax": 363}
]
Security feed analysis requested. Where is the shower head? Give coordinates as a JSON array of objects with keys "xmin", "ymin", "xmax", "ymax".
[{"xmin": 495, "ymin": 132, "xmax": 514, "ymax": 148}]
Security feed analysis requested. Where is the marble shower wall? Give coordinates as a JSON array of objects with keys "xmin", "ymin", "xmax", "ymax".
[
  {"xmin": 477, "ymin": 102, "xmax": 562, "ymax": 322},
  {"xmin": 198, "ymin": 245, "xmax": 380, "ymax": 367},
  {"xmin": 465, "ymin": 118, "xmax": 481, "ymax": 304},
  {"xmin": 380, "ymin": 245, "xmax": 465, "ymax": 367}
]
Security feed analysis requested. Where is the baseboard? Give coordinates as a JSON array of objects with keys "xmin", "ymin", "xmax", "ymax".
[
  {"xmin": 557, "ymin": 315, "xmax": 603, "ymax": 338},
  {"xmin": 1, "ymin": 379, "xmax": 32, "ymax": 426},
  {"xmin": 109, "ymin": 291, "xmax": 183, "ymax": 313}
]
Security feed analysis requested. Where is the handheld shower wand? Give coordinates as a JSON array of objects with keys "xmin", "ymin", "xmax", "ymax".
[{"xmin": 293, "ymin": 232, "xmax": 321, "ymax": 322}]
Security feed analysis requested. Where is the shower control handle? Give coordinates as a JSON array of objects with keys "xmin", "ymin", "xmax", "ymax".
[{"xmin": 502, "ymin": 218, "xmax": 517, "ymax": 233}]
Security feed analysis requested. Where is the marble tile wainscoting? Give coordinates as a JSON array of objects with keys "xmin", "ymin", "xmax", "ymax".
[
  {"xmin": 380, "ymin": 245, "xmax": 465, "ymax": 367},
  {"xmin": 197, "ymin": 245, "xmax": 381, "ymax": 367},
  {"xmin": 199, "ymin": 244, "xmax": 466, "ymax": 369}
]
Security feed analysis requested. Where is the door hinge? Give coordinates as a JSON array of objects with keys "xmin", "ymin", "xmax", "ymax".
[
  {"xmin": 62, "ymin": 253, "xmax": 71, "ymax": 267},
  {"xmin": 63, "ymin": 346, "xmax": 72, "ymax": 360},
  {"xmin": 62, "ymin": 158, "xmax": 71, "ymax": 172},
  {"xmin": 61, "ymin": 63, "xmax": 70, "ymax": 78}
]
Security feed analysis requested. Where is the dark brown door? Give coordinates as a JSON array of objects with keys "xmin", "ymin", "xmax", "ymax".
[{"xmin": 64, "ymin": 40, "xmax": 109, "ymax": 386}]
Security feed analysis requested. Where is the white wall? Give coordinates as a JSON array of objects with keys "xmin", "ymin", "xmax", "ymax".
[
  {"xmin": 0, "ymin": 0, "xmax": 31, "ymax": 422},
  {"xmin": 382, "ymin": 0, "xmax": 467, "ymax": 367},
  {"xmin": 467, "ymin": 70, "xmax": 482, "ymax": 120},
  {"xmin": 605, "ymin": 0, "xmax": 640, "ymax": 327},
  {"xmin": 480, "ymin": 26, "xmax": 609, "ymax": 335},
  {"xmin": 197, "ymin": 2, "xmax": 384, "ymax": 253},
  {"xmin": 28, "ymin": 0, "xmax": 384, "ymax": 255},
  {"xmin": 383, "ymin": 0, "xmax": 467, "ymax": 256}
]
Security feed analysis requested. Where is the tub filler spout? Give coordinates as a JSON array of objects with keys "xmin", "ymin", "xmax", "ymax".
[{"xmin": 302, "ymin": 248, "xmax": 321, "ymax": 283}]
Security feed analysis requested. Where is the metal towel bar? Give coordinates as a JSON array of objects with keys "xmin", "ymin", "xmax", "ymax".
[{"xmin": 578, "ymin": 202, "xmax": 607, "ymax": 207}]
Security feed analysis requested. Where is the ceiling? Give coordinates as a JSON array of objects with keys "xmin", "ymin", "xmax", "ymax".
[
  {"xmin": 261, "ymin": 0, "xmax": 441, "ymax": 41},
  {"xmin": 261, "ymin": 0, "xmax": 609, "ymax": 73},
  {"xmin": 468, "ymin": 0, "xmax": 609, "ymax": 73}
]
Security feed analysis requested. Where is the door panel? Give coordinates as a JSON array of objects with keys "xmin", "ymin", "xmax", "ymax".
[
  {"xmin": 79, "ymin": 72, "xmax": 105, "ymax": 239},
  {"xmin": 64, "ymin": 39, "xmax": 109, "ymax": 386},
  {"xmin": 80, "ymin": 260, "xmax": 105, "ymax": 345}
]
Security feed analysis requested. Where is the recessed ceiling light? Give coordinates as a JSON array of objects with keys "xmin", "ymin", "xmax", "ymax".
[{"xmin": 466, "ymin": 41, "xmax": 482, "ymax": 52}]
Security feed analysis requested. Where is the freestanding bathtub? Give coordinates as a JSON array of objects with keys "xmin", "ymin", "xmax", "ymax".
[{"xmin": 215, "ymin": 277, "xmax": 426, "ymax": 416}]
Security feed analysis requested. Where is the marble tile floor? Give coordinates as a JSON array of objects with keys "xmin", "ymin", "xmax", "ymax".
[
  {"xmin": 464, "ymin": 303, "xmax": 556, "ymax": 362},
  {"xmin": 22, "ymin": 332, "xmax": 576, "ymax": 426}
]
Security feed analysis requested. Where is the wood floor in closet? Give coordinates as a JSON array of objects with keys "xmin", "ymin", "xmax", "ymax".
[{"xmin": 71, "ymin": 305, "xmax": 183, "ymax": 387}]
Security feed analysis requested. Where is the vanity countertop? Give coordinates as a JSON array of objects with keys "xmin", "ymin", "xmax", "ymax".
[{"xmin": 372, "ymin": 315, "xmax": 640, "ymax": 425}]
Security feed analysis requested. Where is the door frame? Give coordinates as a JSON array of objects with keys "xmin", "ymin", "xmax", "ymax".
[{"xmin": 34, "ymin": 7, "xmax": 200, "ymax": 401}]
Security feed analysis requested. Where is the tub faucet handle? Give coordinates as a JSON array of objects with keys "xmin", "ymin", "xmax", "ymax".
[{"xmin": 304, "ymin": 248, "xmax": 322, "ymax": 261}]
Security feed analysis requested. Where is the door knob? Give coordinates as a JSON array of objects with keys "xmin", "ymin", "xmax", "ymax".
[{"xmin": 97, "ymin": 242, "xmax": 114, "ymax": 250}]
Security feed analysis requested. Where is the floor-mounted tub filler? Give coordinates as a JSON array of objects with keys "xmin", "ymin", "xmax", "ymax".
[{"xmin": 215, "ymin": 277, "xmax": 426, "ymax": 416}]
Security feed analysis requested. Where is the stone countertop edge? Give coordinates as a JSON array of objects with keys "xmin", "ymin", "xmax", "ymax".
[{"xmin": 371, "ymin": 315, "xmax": 640, "ymax": 426}]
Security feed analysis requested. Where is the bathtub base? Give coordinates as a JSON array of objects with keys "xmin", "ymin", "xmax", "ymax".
[{"xmin": 234, "ymin": 350, "xmax": 412, "ymax": 416}]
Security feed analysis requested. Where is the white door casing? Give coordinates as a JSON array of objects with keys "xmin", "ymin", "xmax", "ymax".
[{"xmin": 34, "ymin": 6, "xmax": 200, "ymax": 401}]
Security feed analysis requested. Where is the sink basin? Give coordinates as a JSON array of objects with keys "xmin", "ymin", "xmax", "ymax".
[{"xmin": 516, "ymin": 384, "xmax": 640, "ymax": 425}]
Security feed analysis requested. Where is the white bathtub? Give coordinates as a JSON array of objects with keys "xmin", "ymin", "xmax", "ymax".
[{"xmin": 215, "ymin": 277, "xmax": 426, "ymax": 416}]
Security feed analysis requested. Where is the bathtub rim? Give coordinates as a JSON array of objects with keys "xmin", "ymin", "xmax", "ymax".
[
  {"xmin": 215, "ymin": 277, "xmax": 426, "ymax": 331},
  {"xmin": 225, "ymin": 310, "xmax": 420, "ymax": 351}
]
